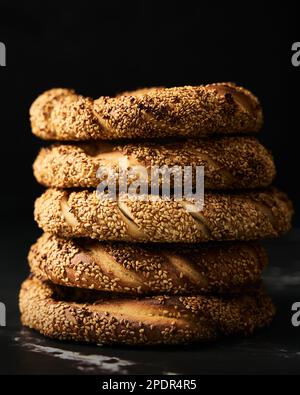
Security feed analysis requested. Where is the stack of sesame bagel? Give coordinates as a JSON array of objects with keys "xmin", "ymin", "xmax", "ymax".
[{"xmin": 20, "ymin": 83, "xmax": 293, "ymax": 345}]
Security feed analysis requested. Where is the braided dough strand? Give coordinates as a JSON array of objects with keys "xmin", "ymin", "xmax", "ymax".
[
  {"xmin": 34, "ymin": 188, "xmax": 293, "ymax": 243},
  {"xmin": 20, "ymin": 277, "xmax": 275, "ymax": 345},
  {"xmin": 30, "ymin": 83, "xmax": 263, "ymax": 141},
  {"xmin": 28, "ymin": 233, "xmax": 268, "ymax": 295},
  {"xmin": 33, "ymin": 137, "xmax": 276, "ymax": 190}
]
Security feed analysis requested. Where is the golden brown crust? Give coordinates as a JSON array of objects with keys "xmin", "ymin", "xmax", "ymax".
[
  {"xmin": 30, "ymin": 83, "xmax": 263, "ymax": 141},
  {"xmin": 116, "ymin": 87, "xmax": 165, "ymax": 97},
  {"xmin": 19, "ymin": 277, "xmax": 275, "ymax": 345},
  {"xmin": 34, "ymin": 188, "xmax": 293, "ymax": 243},
  {"xmin": 33, "ymin": 137, "xmax": 276, "ymax": 190},
  {"xmin": 28, "ymin": 233, "xmax": 268, "ymax": 295}
]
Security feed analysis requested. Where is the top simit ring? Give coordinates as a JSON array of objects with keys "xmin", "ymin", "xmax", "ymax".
[{"xmin": 30, "ymin": 83, "xmax": 263, "ymax": 141}]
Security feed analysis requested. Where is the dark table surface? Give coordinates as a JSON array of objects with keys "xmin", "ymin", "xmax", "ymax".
[{"xmin": 0, "ymin": 226, "xmax": 299, "ymax": 375}]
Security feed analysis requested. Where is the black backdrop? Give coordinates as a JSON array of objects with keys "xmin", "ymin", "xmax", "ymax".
[{"xmin": 0, "ymin": 0, "xmax": 298, "ymax": 232}]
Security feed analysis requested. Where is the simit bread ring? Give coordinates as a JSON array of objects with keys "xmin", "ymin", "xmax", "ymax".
[
  {"xmin": 19, "ymin": 277, "xmax": 275, "ymax": 345},
  {"xmin": 34, "ymin": 187, "xmax": 293, "ymax": 243},
  {"xmin": 28, "ymin": 233, "xmax": 268, "ymax": 295},
  {"xmin": 33, "ymin": 137, "xmax": 276, "ymax": 190},
  {"xmin": 30, "ymin": 83, "xmax": 263, "ymax": 141}
]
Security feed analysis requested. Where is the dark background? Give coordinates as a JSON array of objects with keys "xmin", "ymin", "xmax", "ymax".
[
  {"xmin": 0, "ymin": 0, "xmax": 300, "ymax": 376},
  {"xmin": 0, "ymin": 1, "xmax": 298, "ymax": 233}
]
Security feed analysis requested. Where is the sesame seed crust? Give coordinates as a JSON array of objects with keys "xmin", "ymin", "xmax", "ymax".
[
  {"xmin": 30, "ymin": 83, "xmax": 263, "ymax": 141},
  {"xmin": 19, "ymin": 277, "xmax": 275, "ymax": 345},
  {"xmin": 28, "ymin": 233, "xmax": 268, "ymax": 295},
  {"xmin": 33, "ymin": 137, "xmax": 276, "ymax": 190},
  {"xmin": 34, "ymin": 188, "xmax": 293, "ymax": 243},
  {"xmin": 116, "ymin": 87, "xmax": 165, "ymax": 97}
]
